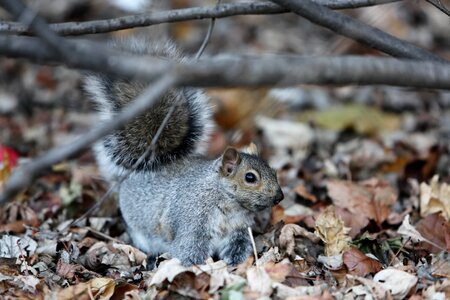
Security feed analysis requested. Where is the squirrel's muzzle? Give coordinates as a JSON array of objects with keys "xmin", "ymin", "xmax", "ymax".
[{"xmin": 272, "ymin": 189, "xmax": 284, "ymax": 205}]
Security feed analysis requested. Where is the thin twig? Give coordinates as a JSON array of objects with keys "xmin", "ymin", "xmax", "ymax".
[
  {"xmin": 426, "ymin": 0, "xmax": 450, "ymax": 17},
  {"xmin": 248, "ymin": 227, "xmax": 259, "ymax": 263},
  {"xmin": 0, "ymin": 0, "xmax": 400, "ymax": 36},
  {"xmin": 1, "ymin": 36, "xmax": 450, "ymax": 89},
  {"xmin": 270, "ymin": 0, "xmax": 447, "ymax": 62},
  {"xmin": 0, "ymin": 0, "xmax": 72, "ymax": 61},
  {"xmin": 388, "ymin": 237, "xmax": 410, "ymax": 267},
  {"xmin": 195, "ymin": 0, "xmax": 222, "ymax": 59}
]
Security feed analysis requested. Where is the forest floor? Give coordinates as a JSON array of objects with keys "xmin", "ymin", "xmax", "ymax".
[{"xmin": 0, "ymin": 0, "xmax": 449, "ymax": 299}]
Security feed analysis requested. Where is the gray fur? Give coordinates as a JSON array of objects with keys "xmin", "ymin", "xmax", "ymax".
[
  {"xmin": 119, "ymin": 154, "xmax": 281, "ymax": 266},
  {"xmin": 85, "ymin": 39, "xmax": 283, "ymax": 266}
]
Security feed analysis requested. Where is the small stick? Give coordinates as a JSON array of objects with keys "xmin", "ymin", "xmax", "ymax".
[{"xmin": 248, "ymin": 227, "xmax": 258, "ymax": 263}]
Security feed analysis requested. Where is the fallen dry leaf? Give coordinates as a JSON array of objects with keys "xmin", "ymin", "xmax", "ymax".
[
  {"xmin": 208, "ymin": 88, "xmax": 269, "ymax": 130},
  {"xmin": 334, "ymin": 207, "xmax": 370, "ymax": 238},
  {"xmin": 272, "ymin": 282, "xmax": 327, "ymax": 299},
  {"xmin": 109, "ymin": 283, "xmax": 139, "ymax": 300},
  {"xmin": 431, "ymin": 251, "xmax": 450, "ymax": 279},
  {"xmin": 56, "ymin": 260, "xmax": 96, "ymax": 283},
  {"xmin": 351, "ymin": 275, "xmax": 389, "ymax": 299},
  {"xmin": 343, "ymin": 247, "xmax": 382, "ymax": 276},
  {"xmin": 397, "ymin": 214, "xmax": 449, "ymax": 253},
  {"xmin": 168, "ymin": 271, "xmax": 210, "ymax": 299},
  {"xmin": 57, "ymin": 277, "xmax": 115, "ymax": 300},
  {"xmin": 279, "ymin": 223, "xmax": 320, "ymax": 257},
  {"xmin": 315, "ymin": 206, "xmax": 351, "ymax": 256},
  {"xmin": 420, "ymin": 175, "xmax": 450, "ymax": 220},
  {"xmin": 318, "ymin": 254, "xmax": 343, "ymax": 270},
  {"xmin": 263, "ymin": 258, "xmax": 308, "ymax": 287},
  {"xmin": 198, "ymin": 260, "xmax": 228, "ymax": 293},
  {"xmin": 0, "ymin": 274, "xmax": 40, "ymax": 294},
  {"xmin": 294, "ymin": 185, "xmax": 317, "ymax": 204},
  {"xmin": 398, "ymin": 214, "xmax": 428, "ymax": 243},
  {"xmin": 0, "ymin": 235, "xmax": 37, "ymax": 258},
  {"xmin": 246, "ymin": 265, "xmax": 273, "ymax": 297},
  {"xmin": 150, "ymin": 258, "xmax": 190, "ymax": 286},
  {"xmin": 415, "ymin": 213, "xmax": 450, "ymax": 253},
  {"xmin": 81, "ymin": 241, "xmax": 146, "ymax": 272},
  {"xmin": 111, "ymin": 243, "xmax": 147, "ymax": 267},
  {"xmin": 0, "ymin": 202, "xmax": 39, "ymax": 234},
  {"xmin": 373, "ymin": 268, "xmax": 417, "ymax": 300},
  {"xmin": 327, "ymin": 178, "xmax": 397, "ymax": 236}
]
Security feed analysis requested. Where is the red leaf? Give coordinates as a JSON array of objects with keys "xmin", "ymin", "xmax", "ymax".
[{"xmin": 0, "ymin": 145, "xmax": 19, "ymax": 169}]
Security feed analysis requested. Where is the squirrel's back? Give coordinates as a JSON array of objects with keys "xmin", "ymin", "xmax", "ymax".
[{"xmin": 84, "ymin": 39, "xmax": 212, "ymax": 177}]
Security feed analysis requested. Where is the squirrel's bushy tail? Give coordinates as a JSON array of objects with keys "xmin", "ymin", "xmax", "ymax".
[{"xmin": 84, "ymin": 39, "xmax": 212, "ymax": 177}]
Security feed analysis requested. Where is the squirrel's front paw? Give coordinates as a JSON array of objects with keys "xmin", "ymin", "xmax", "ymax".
[{"xmin": 220, "ymin": 241, "xmax": 252, "ymax": 266}]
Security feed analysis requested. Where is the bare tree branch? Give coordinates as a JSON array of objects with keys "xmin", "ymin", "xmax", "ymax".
[
  {"xmin": 0, "ymin": 74, "xmax": 177, "ymax": 203},
  {"xmin": 426, "ymin": 0, "xmax": 450, "ymax": 17},
  {"xmin": 270, "ymin": 0, "xmax": 447, "ymax": 62},
  {"xmin": 0, "ymin": 0, "xmax": 400, "ymax": 36},
  {"xmin": 0, "ymin": 36, "xmax": 168, "ymax": 82},
  {"xmin": 0, "ymin": 0, "xmax": 73, "ymax": 61},
  {"xmin": 0, "ymin": 36, "xmax": 449, "ymax": 89}
]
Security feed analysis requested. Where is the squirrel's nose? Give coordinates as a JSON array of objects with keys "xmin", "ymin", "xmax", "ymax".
[{"xmin": 273, "ymin": 189, "xmax": 284, "ymax": 205}]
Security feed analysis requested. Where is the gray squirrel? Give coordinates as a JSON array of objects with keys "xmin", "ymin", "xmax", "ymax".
[{"xmin": 84, "ymin": 39, "xmax": 284, "ymax": 266}]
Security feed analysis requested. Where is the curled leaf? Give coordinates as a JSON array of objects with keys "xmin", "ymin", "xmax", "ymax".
[
  {"xmin": 279, "ymin": 223, "xmax": 320, "ymax": 257},
  {"xmin": 420, "ymin": 175, "xmax": 450, "ymax": 220},
  {"xmin": 315, "ymin": 206, "xmax": 351, "ymax": 256}
]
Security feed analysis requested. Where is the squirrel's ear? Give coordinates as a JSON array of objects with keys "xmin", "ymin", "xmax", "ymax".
[{"xmin": 221, "ymin": 147, "xmax": 241, "ymax": 176}]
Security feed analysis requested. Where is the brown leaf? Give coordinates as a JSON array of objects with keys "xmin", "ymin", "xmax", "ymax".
[
  {"xmin": 264, "ymin": 260, "xmax": 291, "ymax": 282},
  {"xmin": 110, "ymin": 283, "xmax": 139, "ymax": 300},
  {"xmin": 0, "ymin": 203, "xmax": 39, "ymax": 234},
  {"xmin": 208, "ymin": 88, "xmax": 269, "ymax": 130},
  {"xmin": 294, "ymin": 185, "xmax": 317, "ymax": 204},
  {"xmin": 56, "ymin": 260, "xmax": 94, "ymax": 283},
  {"xmin": 57, "ymin": 277, "xmax": 115, "ymax": 300},
  {"xmin": 343, "ymin": 247, "xmax": 382, "ymax": 276},
  {"xmin": 415, "ymin": 213, "xmax": 450, "ymax": 253},
  {"xmin": 264, "ymin": 259, "xmax": 309, "ymax": 287},
  {"xmin": 335, "ymin": 207, "xmax": 370, "ymax": 238},
  {"xmin": 81, "ymin": 241, "xmax": 146, "ymax": 271},
  {"xmin": 168, "ymin": 271, "xmax": 210, "ymax": 299},
  {"xmin": 327, "ymin": 178, "xmax": 397, "ymax": 235}
]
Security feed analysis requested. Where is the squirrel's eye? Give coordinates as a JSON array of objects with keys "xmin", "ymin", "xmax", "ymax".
[{"xmin": 245, "ymin": 172, "xmax": 257, "ymax": 183}]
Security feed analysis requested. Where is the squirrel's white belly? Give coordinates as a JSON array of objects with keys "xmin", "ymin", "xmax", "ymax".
[{"xmin": 130, "ymin": 231, "xmax": 170, "ymax": 255}]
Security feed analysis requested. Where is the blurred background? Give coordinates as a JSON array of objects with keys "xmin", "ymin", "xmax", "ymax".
[{"xmin": 0, "ymin": 0, "xmax": 450, "ymax": 222}]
